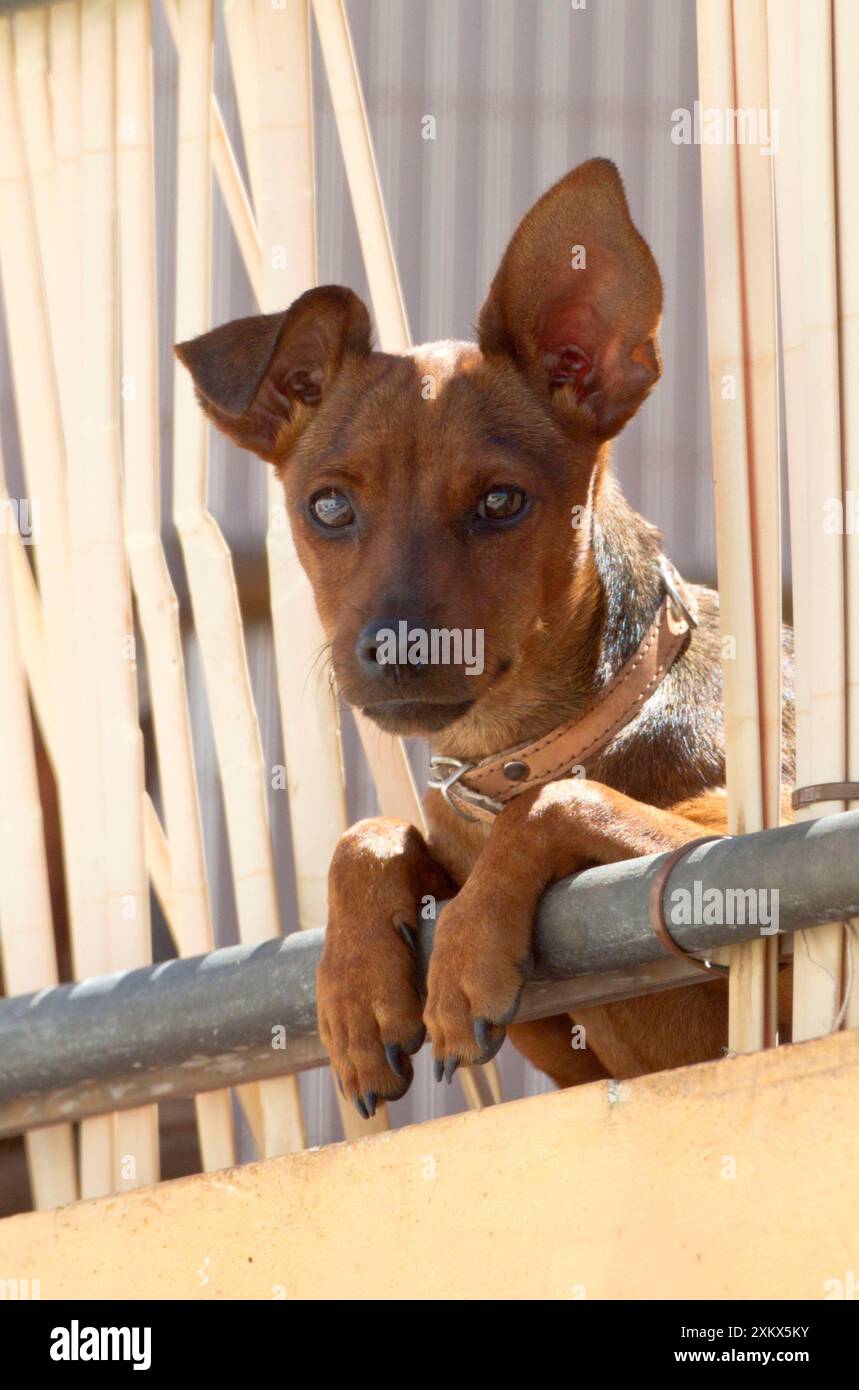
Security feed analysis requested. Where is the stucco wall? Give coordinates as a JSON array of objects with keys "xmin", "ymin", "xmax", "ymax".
[{"xmin": 2, "ymin": 1029, "xmax": 857, "ymax": 1300}]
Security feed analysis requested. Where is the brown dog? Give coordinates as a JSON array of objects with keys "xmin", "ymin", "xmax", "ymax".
[{"xmin": 177, "ymin": 159, "xmax": 794, "ymax": 1115}]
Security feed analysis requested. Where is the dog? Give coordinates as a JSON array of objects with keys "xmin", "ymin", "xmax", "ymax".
[{"xmin": 177, "ymin": 158, "xmax": 794, "ymax": 1116}]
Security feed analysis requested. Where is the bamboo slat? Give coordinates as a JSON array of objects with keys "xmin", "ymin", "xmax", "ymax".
[
  {"xmin": 0, "ymin": 9, "xmax": 114, "ymax": 1199},
  {"xmin": 116, "ymin": 0, "xmax": 235, "ymax": 1172},
  {"xmin": 309, "ymin": 1, "xmax": 427, "ymax": 829},
  {"xmin": 313, "ymin": 0, "xmax": 497, "ymax": 1102},
  {"xmin": 162, "ymin": 0, "xmax": 263, "ymax": 305},
  {"xmin": 222, "ymin": 0, "xmax": 424, "ymax": 831},
  {"xmin": 729, "ymin": 0, "xmax": 782, "ymax": 1046},
  {"xmin": 222, "ymin": 0, "xmax": 263, "ymax": 210},
  {"xmin": 769, "ymin": 0, "xmax": 847, "ymax": 1041},
  {"xmin": 3, "ymin": 2, "xmax": 78, "ymax": 1214},
  {"xmin": 311, "ymin": 0, "xmax": 410, "ymax": 350},
  {"xmin": 696, "ymin": 0, "xmax": 779, "ymax": 1051},
  {"xmin": 79, "ymin": 0, "xmax": 158, "ymax": 1189},
  {"xmin": 257, "ymin": 0, "xmax": 388, "ymax": 1137},
  {"xmin": 833, "ymin": 0, "xmax": 859, "ymax": 1029},
  {"xmin": 172, "ymin": 0, "xmax": 305, "ymax": 1158},
  {"xmin": 9, "ymin": 525, "xmax": 180, "ymax": 973},
  {"xmin": 0, "ymin": 450, "xmax": 77, "ymax": 1211},
  {"xmin": 225, "ymin": 0, "xmax": 495, "ymax": 1112}
]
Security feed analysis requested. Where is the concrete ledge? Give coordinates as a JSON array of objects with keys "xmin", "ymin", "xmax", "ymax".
[{"xmin": 1, "ymin": 1029, "xmax": 858, "ymax": 1300}]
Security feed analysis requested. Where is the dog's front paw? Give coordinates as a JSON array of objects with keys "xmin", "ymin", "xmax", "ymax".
[
  {"xmin": 424, "ymin": 889, "xmax": 531, "ymax": 1083},
  {"xmin": 318, "ymin": 817, "xmax": 454, "ymax": 1114},
  {"xmin": 317, "ymin": 927, "xmax": 425, "ymax": 1118}
]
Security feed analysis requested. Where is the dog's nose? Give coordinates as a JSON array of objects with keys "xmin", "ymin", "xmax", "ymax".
[{"xmin": 356, "ymin": 618, "xmax": 433, "ymax": 674}]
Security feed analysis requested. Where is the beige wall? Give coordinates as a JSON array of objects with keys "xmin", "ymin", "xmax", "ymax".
[{"xmin": 2, "ymin": 1028, "xmax": 857, "ymax": 1300}]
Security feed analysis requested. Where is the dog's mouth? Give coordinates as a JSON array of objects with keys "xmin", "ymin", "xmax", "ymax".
[{"xmin": 360, "ymin": 697, "xmax": 476, "ymax": 734}]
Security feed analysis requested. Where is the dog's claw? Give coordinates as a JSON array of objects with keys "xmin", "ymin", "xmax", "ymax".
[
  {"xmin": 403, "ymin": 1024, "xmax": 427, "ymax": 1056},
  {"xmin": 354, "ymin": 1096, "xmax": 370, "ymax": 1120},
  {"xmin": 498, "ymin": 979, "xmax": 528, "ymax": 1026},
  {"xmin": 363, "ymin": 1091, "xmax": 377, "ymax": 1119},
  {"xmin": 335, "ymin": 1072, "xmax": 346, "ymax": 1098},
  {"xmin": 444, "ymin": 1056, "xmax": 459, "ymax": 1084},
  {"xmin": 433, "ymin": 1056, "xmax": 444, "ymax": 1083},
  {"xmin": 473, "ymin": 1017, "xmax": 507, "ymax": 1064},
  {"xmin": 385, "ymin": 1043, "xmax": 405, "ymax": 1078},
  {"xmin": 395, "ymin": 920, "xmax": 416, "ymax": 952}
]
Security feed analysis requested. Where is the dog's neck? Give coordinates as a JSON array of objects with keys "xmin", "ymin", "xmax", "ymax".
[{"xmin": 431, "ymin": 471, "xmax": 665, "ymax": 763}]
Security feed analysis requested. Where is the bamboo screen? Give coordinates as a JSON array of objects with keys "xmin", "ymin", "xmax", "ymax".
[
  {"xmin": 697, "ymin": 0, "xmax": 858, "ymax": 1052},
  {"xmin": 0, "ymin": 0, "xmax": 855, "ymax": 1216},
  {"xmin": 0, "ymin": 0, "xmax": 504, "ymax": 1213}
]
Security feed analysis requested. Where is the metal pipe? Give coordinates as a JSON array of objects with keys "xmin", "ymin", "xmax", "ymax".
[{"xmin": 1, "ymin": 809, "xmax": 857, "ymax": 1137}]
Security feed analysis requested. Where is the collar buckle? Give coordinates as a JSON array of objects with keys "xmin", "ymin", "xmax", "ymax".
[
  {"xmin": 428, "ymin": 756, "xmax": 504, "ymax": 822},
  {"xmin": 659, "ymin": 558, "xmax": 698, "ymax": 633}
]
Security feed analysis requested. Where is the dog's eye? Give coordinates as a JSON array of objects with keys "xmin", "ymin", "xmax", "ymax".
[
  {"xmin": 310, "ymin": 488, "xmax": 356, "ymax": 530},
  {"xmin": 478, "ymin": 485, "xmax": 527, "ymax": 521}
]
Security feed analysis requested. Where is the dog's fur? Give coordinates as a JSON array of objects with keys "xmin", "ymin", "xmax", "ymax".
[{"xmin": 177, "ymin": 159, "xmax": 794, "ymax": 1110}]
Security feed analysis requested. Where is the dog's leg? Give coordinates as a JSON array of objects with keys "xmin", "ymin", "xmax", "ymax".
[
  {"xmin": 424, "ymin": 780, "xmax": 729, "ymax": 1076},
  {"xmin": 317, "ymin": 817, "xmax": 455, "ymax": 1115}
]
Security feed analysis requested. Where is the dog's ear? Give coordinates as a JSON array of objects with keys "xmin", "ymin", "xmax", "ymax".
[
  {"xmin": 175, "ymin": 285, "xmax": 372, "ymax": 461},
  {"xmin": 478, "ymin": 159, "xmax": 662, "ymax": 440}
]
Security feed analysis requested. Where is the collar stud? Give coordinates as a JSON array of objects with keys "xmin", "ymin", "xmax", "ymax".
[{"xmin": 502, "ymin": 759, "xmax": 530, "ymax": 782}]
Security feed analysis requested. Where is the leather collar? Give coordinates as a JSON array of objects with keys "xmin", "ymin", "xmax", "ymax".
[{"xmin": 428, "ymin": 558, "xmax": 698, "ymax": 824}]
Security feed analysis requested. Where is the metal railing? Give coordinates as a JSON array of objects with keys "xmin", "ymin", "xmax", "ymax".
[{"xmin": 2, "ymin": 809, "xmax": 857, "ymax": 1138}]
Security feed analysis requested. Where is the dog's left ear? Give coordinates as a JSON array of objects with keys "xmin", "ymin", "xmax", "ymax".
[{"xmin": 478, "ymin": 158, "xmax": 662, "ymax": 440}]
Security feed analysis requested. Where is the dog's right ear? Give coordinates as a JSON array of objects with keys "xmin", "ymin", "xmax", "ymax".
[{"xmin": 175, "ymin": 285, "xmax": 372, "ymax": 462}]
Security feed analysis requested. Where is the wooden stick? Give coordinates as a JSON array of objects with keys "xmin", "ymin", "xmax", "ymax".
[
  {"xmin": 116, "ymin": 0, "xmax": 235, "ymax": 1172},
  {"xmin": 319, "ymin": 0, "xmax": 495, "ymax": 1097},
  {"xmin": 9, "ymin": 524, "xmax": 178, "ymax": 965},
  {"xmin": 729, "ymin": 0, "xmax": 782, "ymax": 1045},
  {"xmin": 0, "ymin": 8, "xmax": 114, "ymax": 1199},
  {"xmin": 765, "ymin": 0, "xmax": 809, "ymax": 790},
  {"xmin": 15, "ymin": 4, "xmax": 95, "ymax": 967},
  {"xmin": 222, "ymin": 0, "xmax": 264, "ymax": 216},
  {"xmin": 311, "ymin": 0, "xmax": 496, "ymax": 1101},
  {"xmin": 162, "ymin": 0, "xmax": 263, "ymax": 304},
  {"xmin": 172, "ymin": 0, "xmax": 305, "ymax": 1158},
  {"xmin": 352, "ymin": 712, "xmax": 427, "ymax": 829},
  {"xmin": 79, "ymin": 0, "xmax": 158, "ymax": 1190},
  {"xmin": 225, "ymin": 0, "xmax": 493, "ymax": 1111},
  {"xmin": 696, "ymin": 0, "xmax": 779, "ymax": 1051},
  {"xmin": 223, "ymin": 0, "xmax": 425, "ymax": 838},
  {"xmin": 0, "ymin": 450, "xmax": 78, "ymax": 1211},
  {"xmin": 308, "ymin": 1, "xmax": 427, "ymax": 830},
  {"xmin": 769, "ymin": 0, "xmax": 846, "ymax": 1040},
  {"xmin": 12, "ymin": 548, "xmax": 238, "ymax": 1183},
  {"xmin": 833, "ymin": 0, "xmax": 859, "ymax": 1027},
  {"xmin": 10, "ymin": 6, "xmax": 239, "ymax": 1172},
  {"xmin": 731, "ymin": 0, "xmax": 782, "ymax": 824},
  {"xmin": 230, "ymin": 0, "xmax": 384, "ymax": 1140},
  {"xmin": 4, "ymin": 3, "xmax": 78, "ymax": 1215},
  {"xmin": 16, "ymin": 2, "xmax": 207, "ymax": 1002},
  {"xmin": 311, "ymin": 0, "xmax": 409, "ymax": 350}
]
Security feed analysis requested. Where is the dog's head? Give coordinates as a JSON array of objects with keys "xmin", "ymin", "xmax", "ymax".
[{"xmin": 176, "ymin": 159, "xmax": 662, "ymax": 739}]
